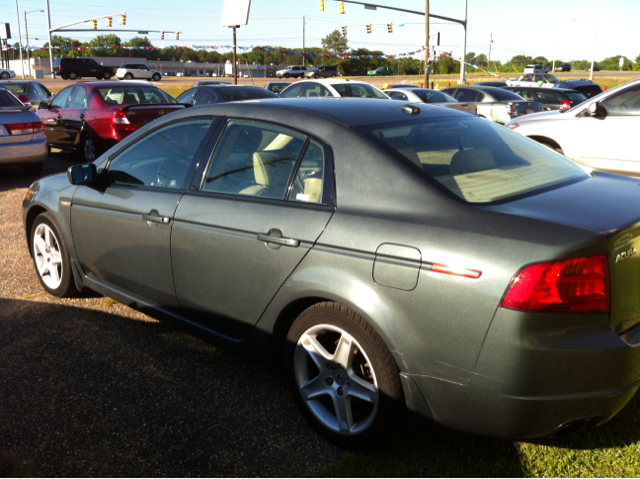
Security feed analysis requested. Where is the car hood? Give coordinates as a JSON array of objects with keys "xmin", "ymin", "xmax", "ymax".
[{"xmin": 481, "ymin": 171, "xmax": 640, "ymax": 233}]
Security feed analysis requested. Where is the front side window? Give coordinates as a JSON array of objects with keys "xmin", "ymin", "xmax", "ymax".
[
  {"xmin": 302, "ymin": 84, "xmax": 331, "ymax": 98},
  {"xmin": 194, "ymin": 88, "xmax": 218, "ymax": 105},
  {"xmin": 455, "ymin": 89, "xmax": 480, "ymax": 102},
  {"xmin": 413, "ymin": 90, "xmax": 457, "ymax": 103},
  {"xmin": 51, "ymin": 88, "xmax": 72, "ymax": 109},
  {"xmin": 217, "ymin": 87, "xmax": 277, "ymax": 101},
  {"xmin": 203, "ymin": 120, "xmax": 305, "ymax": 200},
  {"xmin": 107, "ymin": 119, "xmax": 214, "ymax": 188},
  {"xmin": 359, "ymin": 117, "xmax": 588, "ymax": 204},
  {"xmin": 176, "ymin": 89, "xmax": 197, "ymax": 104},
  {"xmin": 388, "ymin": 91, "xmax": 408, "ymax": 101},
  {"xmin": 96, "ymin": 86, "xmax": 176, "ymax": 105},
  {"xmin": 599, "ymin": 84, "xmax": 640, "ymax": 116},
  {"xmin": 512, "ymin": 89, "xmax": 534, "ymax": 100}
]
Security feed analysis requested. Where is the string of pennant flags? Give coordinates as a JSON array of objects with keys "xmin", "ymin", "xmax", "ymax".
[
  {"xmin": 439, "ymin": 51, "xmax": 510, "ymax": 80},
  {"xmin": 254, "ymin": 46, "xmax": 426, "ymax": 60}
]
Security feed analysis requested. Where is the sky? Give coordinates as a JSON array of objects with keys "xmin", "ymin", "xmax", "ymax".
[{"xmin": 1, "ymin": 0, "xmax": 638, "ymax": 64}]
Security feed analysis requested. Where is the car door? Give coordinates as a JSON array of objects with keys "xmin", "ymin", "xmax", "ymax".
[
  {"xmin": 38, "ymin": 86, "xmax": 73, "ymax": 146},
  {"xmin": 138, "ymin": 64, "xmax": 152, "ymax": 79},
  {"xmin": 571, "ymin": 83, "xmax": 640, "ymax": 172},
  {"xmin": 171, "ymin": 119, "xmax": 335, "ymax": 337},
  {"xmin": 70, "ymin": 117, "xmax": 218, "ymax": 306},
  {"xmin": 62, "ymin": 86, "xmax": 88, "ymax": 148}
]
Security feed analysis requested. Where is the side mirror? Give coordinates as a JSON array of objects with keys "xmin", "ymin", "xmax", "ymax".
[
  {"xmin": 67, "ymin": 163, "xmax": 97, "ymax": 185},
  {"xmin": 587, "ymin": 102, "xmax": 598, "ymax": 116},
  {"xmin": 39, "ymin": 101, "xmax": 50, "ymax": 110}
]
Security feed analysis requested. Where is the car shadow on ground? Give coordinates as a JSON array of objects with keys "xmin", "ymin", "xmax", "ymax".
[{"xmin": 0, "ymin": 150, "xmax": 80, "ymax": 194}]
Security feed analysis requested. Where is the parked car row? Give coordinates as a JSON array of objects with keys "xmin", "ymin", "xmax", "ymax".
[{"xmin": 20, "ymin": 80, "xmax": 640, "ymax": 450}]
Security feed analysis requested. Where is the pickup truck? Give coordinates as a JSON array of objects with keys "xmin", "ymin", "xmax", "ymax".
[{"xmin": 441, "ymin": 86, "xmax": 542, "ymax": 125}]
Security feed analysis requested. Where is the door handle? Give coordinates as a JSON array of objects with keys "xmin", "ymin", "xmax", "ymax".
[
  {"xmin": 142, "ymin": 213, "xmax": 170, "ymax": 224},
  {"xmin": 258, "ymin": 232, "xmax": 299, "ymax": 247}
]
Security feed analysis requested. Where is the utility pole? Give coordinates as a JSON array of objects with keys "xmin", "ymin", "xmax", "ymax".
[
  {"xmin": 459, "ymin": 0, "xmax": 467, "ymax": 84},
  {"xmin": 45, "ymin": 0, "xmax": 54, "ymax": 79},
  {"xmin": 488, "ymin": 31, "xmax": 493, "ymax": 73},
  {"xmin": 302, "ymin": 16, "xmax": 306, "ymax": 67},
  {"xmin": 232, "ymin": 26, "xmax": 237, "ymax": 84},
  {"xmin": 14, "ymin": 0, "xmax": 25, "ymax": 78},
  {"xmin": 424, "ymin": 0, "xmax": 429, "ymax": 88}
]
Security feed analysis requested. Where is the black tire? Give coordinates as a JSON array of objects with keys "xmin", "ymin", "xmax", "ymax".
[
  {"xmin": 95, "ymin": 73, "xmax": 103, "ymax": 79},
  {"xmin": 68, "ymin": 71, "xmax": 78, "ymax": 80},
  {"xmin": 30, "ymin": 213, "xmax": 79, "ymax": 298},
  {"xmin": 285, "ymin": 302, "xmax": 405, "ymax": 449},
  {"xmin": 0, "ymin": 72, "xmax": 9, "ymax": 80},
  {"xmin": 81, "ymin": 134, "xmax": 97, "ymax": 163},
  {"xmin": 284, "ymin": 73, "xmax": 290, "ymax": 78},
  {"xmin": 124, "ymin": 73, "xmax": 133, "ymax": 80},
  {"xmin": 103, "ymin": 73, "xmax": 112, "ymax": 80},
  {"xmin": 61, "ymin": 73, "xmax": 69, "ymax": 80},
  {"xmin": 22, "ymin": 163, "xmax": 43, "ymax": 176},
  {"xmin": 314, "ymin": 73, "xmax": 319, "ymax": 79},
  {"xmin": 152, "ymin": 73, "xmax": 161, "ymax": 81}
]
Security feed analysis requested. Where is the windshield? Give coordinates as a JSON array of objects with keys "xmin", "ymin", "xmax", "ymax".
[
  {"xmin": 218, "ymin": 87, "xmax": 278, "ymax": 101},
  {"xmin": 331, "ymin": 83, "xmax": 388, "ymax": 99},
  {"xmin": 96, "ymin": 86, "xmax": 177, "ymax": 105},
  {"xmin": 488, "ymin": 89, "xmax": 525, "ymax": 101},
  {"xmin": 358, "ymin": 117, "xmax": 588, "ymax": 204},
  {"xmin": 1, "ymin": 83, "xmax": 27, "ymax": 94},
  {"xmin": 543, "ymin": 74, "xmax": 560, "ymax": 83},
  {"xmin": 412, "ymin": 90, "xmax": 457, "ymax": 103}
]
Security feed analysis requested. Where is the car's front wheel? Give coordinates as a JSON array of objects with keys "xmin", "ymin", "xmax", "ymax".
[
  {"xmin": 0, "ymin": 72, "xmax": 9, "ymax": 80},
  {"xmin": 286, "ymin": 302, "xmax": 404, "ymax": 449},
  {"xmin": 152, "ymin": 73, "xmax": 161, "ymax": 81},
  {"xmin": 31, "ymin": 213, "xmax": 78, "ymax": 297},
  {"xmin": 284, "ymin": 73, "xmax": 290, "ymax": 78},
  {"xmin": 124, "ymin": 73, "xmax": 133, "ymax": 80},
  {"xmin": 81, "ymin": 134, "xmax": 97, "ymax": 163},
  {"xmin": 103, "ymin": 73, "xmax": 112, "ymax": 80}
]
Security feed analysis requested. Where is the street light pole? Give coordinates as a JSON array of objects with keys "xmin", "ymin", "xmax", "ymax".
[
  {"xmin": 459, "ymin": 0, "xmax": 467, "ymax": 84},
  {"xmin": 14, "ymin": 0, "xmax": 25, "ymax": 79},
  {"xmin": 424, "ymin": 0, "xmax": 429, "ymax": 88}
]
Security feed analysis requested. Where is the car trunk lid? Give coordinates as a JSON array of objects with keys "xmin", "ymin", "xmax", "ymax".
[{"xmin": 113, "ymin": 104, "xmax": 185, "ymax": 130}]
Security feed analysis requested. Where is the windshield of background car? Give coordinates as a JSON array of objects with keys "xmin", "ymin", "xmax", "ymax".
[
  {"xmin": 358, "ymin": 117, "xmax": 588, "ymax": 204},
  {"xmin": 96, "ymin": 86, "xmax": 177, "ymax": 105},
  {"xmin": 413, "ymin": 90, "xmax": 457, "ymax": 103},
  {"xmin": 269, "ymin": 84, "xmax": 288, "ymax": 93},
  {"xmin": 0, "ymin": 89, "xmax": 23, "ymax": 107},
  {"xmin": 218, "ymin": 88, "xmax": 278, "ymax": 101},
  {"xmin": 331, "ymin": 83, "xmax": 388, "ymax": 99},
  {"xmin": 486, "ymin": 89, "xmax": 525, "ymax": 101},
  {"xmin": 1, "ymin": 83, "xmax": 27, "ymax": 94},
  {"xmin": 542, "ymin": 74, "xmax": 560, "ymax": 83}
]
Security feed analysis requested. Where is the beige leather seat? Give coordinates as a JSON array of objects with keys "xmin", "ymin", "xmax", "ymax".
[
  {"xmin": 239, "ymin": 152, "xmax": 270, "ymax": 196},
  {"xmin": 449, "ymin": 147, "xmax": 496, "ymax": 176}
]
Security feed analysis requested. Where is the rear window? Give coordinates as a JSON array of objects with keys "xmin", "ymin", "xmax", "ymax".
[
  {"xmin": 96, "ymin": 86, "xmax": 176, "ymax": 105},
  {"xmin": 487, "ymin": 89, "xmax": 524, "ymax": 101},
  {"xmin": 1, "ymin": 83, "xmax": 27, "ymax": 94},
  {"xmin": 218, "ymin": 87, "xmax": 278, "ymax": 101},
  {"xmin": 566, "ymin": 92, "xmax": 587, "ymax": 102},
  {"xmin": 412, "ymin": 90, "xmax": 457, "ymax": 103},
  {"xmin": 331, "ymin": 83, "xmax": 388, "ymax": 99},
  {"xmin": 358, "ymin": 117, "xmax": 588, "ymax": 204},
  {"xmin": 0, "ymin": 89, "xmax": 24, "ymax": 107}
]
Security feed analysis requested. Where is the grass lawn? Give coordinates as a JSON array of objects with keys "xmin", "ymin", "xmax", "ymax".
[{"xmin": 321, "ymin": 392, "xmax": 640, "ymax": 477}]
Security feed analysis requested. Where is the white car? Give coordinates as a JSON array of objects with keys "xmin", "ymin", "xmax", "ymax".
[
  {"xmin": 275, "ymin": 65, "xmax": 309, "ymax": 79},
  {"xmin": 0, "ymin": 68, "xmax": 16, "ymax": 80},
  {"xmin": 506, "ymin": 78, "xmax": 640, "ymax": 176},
  {"xmin": 279, "ymin": 79, "xmax": 389, "ymax": 99},
  {"xmin": 116, "ymin": 63, "xmax": 162, "ymax": 81},
  {"xmin": 507, "ymin": 73, "xmax": 562, "ymax": 88}
]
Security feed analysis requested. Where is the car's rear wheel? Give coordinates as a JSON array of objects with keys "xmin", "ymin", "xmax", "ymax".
[
  {"xmin": 124, "ymin": 73, "xmax": 133, "ymax": 80},
  {"xmin": 0, "ymin": 72, "xmax": 9, "ymax": 80},
  {"xmin": 61, "ymin": 73, "xmax": 69, "ymax": 80},
  {"xmin": 81, "ymin": 134, "xmax": 97, "ymax": 163},
  {"xmin": 284, "ymin": 73, "xmax": 290, "ymax": 78},
  {"xmin": 31, "ymin": 213, "xmax": 78, "ymax": 297},
  {"xmin": 68, "ymin": 71, "xmax": 78, "ymax": 80},
  {"xmin": 103, "ymin": 73, "xmax": 112, "ymax": 80},
  {"xmin": 22, "ymin": 163, "xmax": 43, "ymax": 176},
  {"xmin": 286, "ymin": 302, "xmax": 404, "ymax": 449},
  {"xmin": 152, "ymin": 73, "xmax": 161, "ymax": 81}
]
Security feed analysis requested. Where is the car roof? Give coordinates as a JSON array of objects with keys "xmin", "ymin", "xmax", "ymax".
[
  {"xmin": 165, "ymin": 97, "xmax": 473, "ymax": 128},
  {"xmin": 74, "ymin": 81, "xmax": 153, "ymax": 88},
  {"xmin": 198, "ymin": 84, "xmax": 266, "ymax": 89},
  {"xmin": 301, "ymin": 79, "xmax": 373, "ymax": 85},
  {"xmin": 505, "ymin": 86, "xmax": 581, "ymax": 92},
  {"xmin": 444, "ymin": 85, "xmax": 504, "ymax": 91}
]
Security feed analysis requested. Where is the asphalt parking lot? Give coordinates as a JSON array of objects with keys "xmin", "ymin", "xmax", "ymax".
[{"xmin": 0, "ymin": 152, "xmax": 342, "ymax": 476}]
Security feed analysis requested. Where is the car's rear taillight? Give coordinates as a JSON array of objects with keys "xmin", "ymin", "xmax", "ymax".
[
  {"xmin": 500, "ymin": 254, "xmax": 609, "ymax": 313},
  {"xmin": 5, "ymin": 121, "xmax": 45, "ymax": 136},
  {"xmin": 560, "ymin": 100, "xmax": 571, "ymax": 111},
  {"xmin": 18, "ymin": 94, "xmax": 30, "ymax": 104},
  {"xmin": 111, "ymin": 111, "xmax": 135, "ymax": 132},
  {"xmin": 506, "ymin": 103, "xmax": 517, "ymax": 116}
]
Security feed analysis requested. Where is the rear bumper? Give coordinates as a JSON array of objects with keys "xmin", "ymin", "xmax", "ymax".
[
  {"xmin": 404, "ymin": 308, "xmax": 640, "ymax": 439},
  {"xmin": 0, "ymin": 136, "xmax": 47, "ymax": 165}
]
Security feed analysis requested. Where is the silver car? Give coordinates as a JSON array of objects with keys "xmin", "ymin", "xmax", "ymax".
[
  {"xmin": 0, "ymin": 88, "xmax": 47, "ymax": 175},
  {"xmin": 506, "ymin": 78, "xmax": 640, "ymax": 176},
  {"xmin": 0, "ymin": 80, "xmax": 55, "ymax": 110}
]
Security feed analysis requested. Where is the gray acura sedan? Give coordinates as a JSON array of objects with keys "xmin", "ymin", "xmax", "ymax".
[{"xmin": 23, "ymin": 98, "xmax": 640, "ymax": 449}]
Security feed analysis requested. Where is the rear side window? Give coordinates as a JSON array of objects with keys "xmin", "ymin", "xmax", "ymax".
[
  {"xmin": 413, "ymin": 90, "xmax": 457, "ymax": 103},
  {"xmin": 487, "ymin": 89, "xmax": 524, "ymax": 101},
  {"xmin": 455, "ymin": 89, "xmax": 480, "ymax": 102},
  {"xmin": 511, "ymin": 89, "xmax": 534, "ymax": 101},
  {"xmin": 107, "ymin": 119, "xmax": 214, "ymax": 188},
  {"xmin": 0, "ymin": 89, "xmax": 23, "ymax": 107},
  {"xmin": 302, "ymin": 84, "xmax": 331, "ymax": 98},
  {"xmin": 566, "ymin": 92, "xmax": 586, "ymax": 103},
  {"xmin": 535, "ymin": 91, "xmax": 558, "ymax": 101},
  {"xmin": 218, "ymin": 88, "xmax": 277, "ymax": 101},
  {"xmin": 280, "ymin": 84, "xmax": 303, "ymax": 98},
  {"xmin": 359, "ymin": 117, "xmax": 588, "ymax": 204},
  {"xmin": 96, "ymin": 86, "xmax": 176, "ymax": 105},
  {"xmin": 68, "ymin": 87, "xmax": 87, "ymax": 108},
  {"xmin": 289, "ymin": 141, "xmax": 327, "ymax": 204},
  {"xmin": 51, "ymin": 88, "xmax": 73, "ymax": 108},
  {"xmin": 203, "ymin": 120, "xmax": 305, "ymax": 200}
]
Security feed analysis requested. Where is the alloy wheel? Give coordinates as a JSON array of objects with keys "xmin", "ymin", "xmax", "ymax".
[
  {"xmin": 33, "ymin": 223, "xmax": 63, "ymax": 290},
  {"xmin": 293, "ymin": 323, "xmax": 379, "ymax": 435},
  {"xmin": 83, "ymin": 136, "xmax": 96, "ymax": 163}
]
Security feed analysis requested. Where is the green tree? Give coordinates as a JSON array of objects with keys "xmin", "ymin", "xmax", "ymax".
[
  {"xmin": 87, "ymin": 34, "xmax": 121, "ymax": 47},
  {"xmin": 124, "ymin": 36, "xmax": 151, "ymax": 47},
  {"xmin": 321, "ymin": 30, "xmax": 348, "ymax": 56},
  {"xmin": 531, "ymin": 56, "xmax": 549, "ymax": 66},
  {"xmin": 635, "ymin": 54, "xmax": 640, "ymax": 71}
]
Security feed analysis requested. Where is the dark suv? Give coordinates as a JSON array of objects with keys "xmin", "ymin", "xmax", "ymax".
[
  {"xmin": 555, "ymin": 63, "xmax": 572, "ymax": 72},
  {"xmin": 304, "ymin": 65, "xmax": 339, "ymax": 79},
  {"xmin": 503, "ymin": 86, "xmax": 587, "ymax": 111},
  {"xmin": 53, "ymin": 58, "xmax": 114, "ymax": 81}
]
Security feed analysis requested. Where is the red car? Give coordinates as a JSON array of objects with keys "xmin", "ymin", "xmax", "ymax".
[{"xmin": 37, "ymin": 81, "xmax": 184, "ymax": 162}]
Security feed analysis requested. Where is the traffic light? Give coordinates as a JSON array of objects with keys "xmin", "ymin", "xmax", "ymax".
[
  {"xmin": 120, "ymin": 14, "xmax": 126, "ymax": 25},
  {"xmin": 106, "ymin": 16, "xmax": 112, "ymax": 27},
  {"xmin": 341, "ymin": 26, "xmax": 347, "ymax": 36},
  {"xmin": 175, "ymin": 32, "xmax": 179, "ymax": 40},
  {"xmin": 338, "ymin": 2, "xmax": 345, "ymax": 14},
  {"xmin": 160, "ymin": 31, "xmax": 164, "ymax": 40},
  {"xmin": 387, "ymin": 23, "xmax": 393, "ymax": 33},
  {"xmin": 366, "ymin": 24, "xmax": 371, "ymax": 34},
  {"xmin": 319, "ymin": 0, "xmax": 324, "ymax": 11},
  {"xmin": 92, "ymin": 19, "xmax": 97, "ymax": 30}
]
